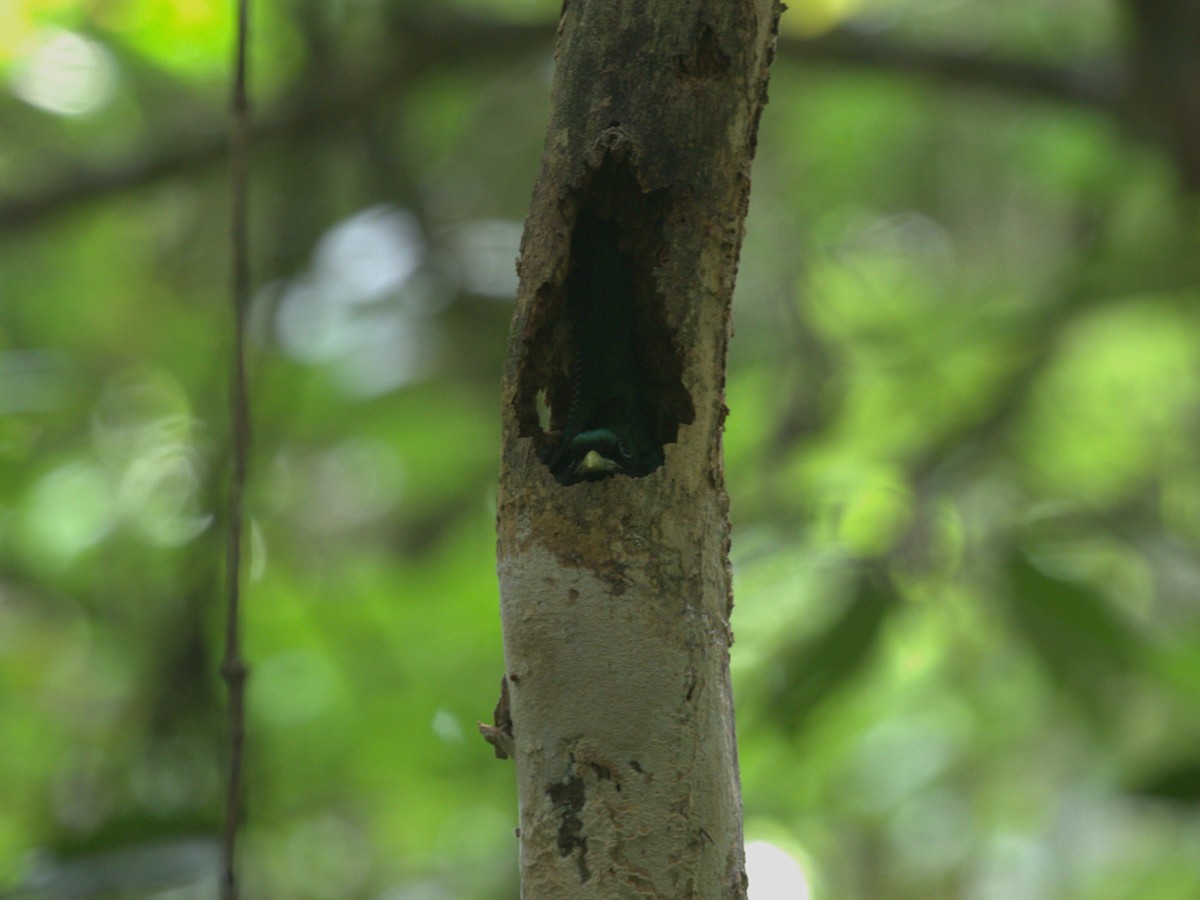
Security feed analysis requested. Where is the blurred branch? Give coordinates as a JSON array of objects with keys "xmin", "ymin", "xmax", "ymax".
[
  {"xmin": 219, "ymin": 0, "xmax": 252, "ymax": 895},
  {"xmin": 792, "ymin": 27, "xmax": 1121, "ymax": 113},
  {"xmin": 0, "ymin": 16, "xmax": 547, "ymax": 235},
  {"xmin": 0, "ymin": 19, "xmax": 1129, "ymax": 234},
  {"xmin": 1126, "ymin": 0, "xmax": 1200, "ymax": 189}
]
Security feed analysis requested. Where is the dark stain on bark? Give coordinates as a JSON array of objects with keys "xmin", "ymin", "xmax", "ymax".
[
  {"xmin": 587, "ymin": 759, "xmax": 620, "ymax": 791},
  {"xmin": 678, "ymin": 23, "xmax": 731, "ymax": 80},
  {"xmin": 548, "ymin": 774, "xmax": 591, "ymax": 882},
  {"xmin": 684, "ymin": 665, "xmax": 698, "ymax": 702}
]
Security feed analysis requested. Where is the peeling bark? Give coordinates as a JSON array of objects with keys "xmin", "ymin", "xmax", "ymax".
[{"xmin": 495, "ymin": 1, "xmax": 781, "ymax": 896}]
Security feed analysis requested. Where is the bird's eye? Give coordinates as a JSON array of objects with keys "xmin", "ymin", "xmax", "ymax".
[{"xmin": 618, "ymin": 442, "xmax": 633, "ymax": 459}]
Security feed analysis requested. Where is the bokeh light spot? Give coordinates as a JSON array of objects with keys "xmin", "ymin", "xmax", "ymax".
[
  {"xmin": 10, "ymin": 29, "xmax": 116, "ymax": 116},
  {"xmin": 746, "ymin": 840, "xmax": 811, "ymax": 900}
]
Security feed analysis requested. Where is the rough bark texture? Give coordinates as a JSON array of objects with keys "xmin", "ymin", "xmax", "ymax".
[{"xmin": 495, "ymin": 1, "xmax": 780, "ymax": 897}]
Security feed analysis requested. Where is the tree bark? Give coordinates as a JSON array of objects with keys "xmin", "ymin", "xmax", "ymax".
[{"xmin": 493, "ymin": 1, "xmax": 780, "ymax": 897}]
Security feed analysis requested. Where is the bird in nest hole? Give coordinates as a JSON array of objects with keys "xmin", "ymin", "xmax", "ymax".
[{"xmin": 540, "ymin": 212, "xmax": 664, "ymax": 485}]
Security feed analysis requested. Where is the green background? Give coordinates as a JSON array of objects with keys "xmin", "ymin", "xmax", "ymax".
[{"xmin": 2, "ymin": 0, "xmax": 1199, "ymax": 896}]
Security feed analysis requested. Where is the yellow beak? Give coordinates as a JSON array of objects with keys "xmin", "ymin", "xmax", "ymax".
[{"xmin": 576, "ymin": 449, "xmax": 621, "ymax": 475}]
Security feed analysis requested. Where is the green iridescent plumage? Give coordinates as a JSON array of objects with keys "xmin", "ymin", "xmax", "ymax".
[{"xmin": 543, "ymin": 213, "xmax": 663, "ymax": 485}]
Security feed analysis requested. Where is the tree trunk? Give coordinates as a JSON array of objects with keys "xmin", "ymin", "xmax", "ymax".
[
  {"xmin": 1125, "ymin": 0, "xmax": 1200, "ymax": 190},
  {"xmin": 492, "ymin": 2, "xmax": 781, "ymax": 896}
]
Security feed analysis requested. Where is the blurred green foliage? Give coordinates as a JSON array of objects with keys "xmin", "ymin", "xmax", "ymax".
[{"xmin": 2, "ymin": 0, "xmax": 1199, "ymax": 897}]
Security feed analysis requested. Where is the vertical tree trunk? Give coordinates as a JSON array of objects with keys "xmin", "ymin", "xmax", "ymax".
[
  {"xmin": 1126, "ymin": 0, "xmax": 1200, "ymax": 190},
  {"xmin": 493, "ymin": 2, "xmax": 780, "ymax": 896}
]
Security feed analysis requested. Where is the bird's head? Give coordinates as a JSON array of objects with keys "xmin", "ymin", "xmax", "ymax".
[{"xmin": 567, "ymin": 428, "xmax": 635, "ymax": 479}]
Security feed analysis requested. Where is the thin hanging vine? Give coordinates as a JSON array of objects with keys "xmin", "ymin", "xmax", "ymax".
[{"xmin": 221, "ymin": 0, "xmax": 252, "ymax": 896}]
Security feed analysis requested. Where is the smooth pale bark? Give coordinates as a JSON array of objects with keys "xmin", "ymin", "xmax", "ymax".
[{"xmin": 493, "ymin": 2, "xmax": 780, "ymax": 897}]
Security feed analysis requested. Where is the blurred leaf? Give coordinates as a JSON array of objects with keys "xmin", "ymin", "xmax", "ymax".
[
  {"xmin": 768, "ymin": 565, "xmax": 899, "ymax": 731},
  {"xmin": 1005, "ymin": 549, "xmax": 1147, "ymax": 715},
  {"xmin": 1128, "ymin": 758, "xmax": 1200, "ymax": 805},
  {"xmin": 17, "ymin": 835, "xmax": 217, "ymax": 898}
]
